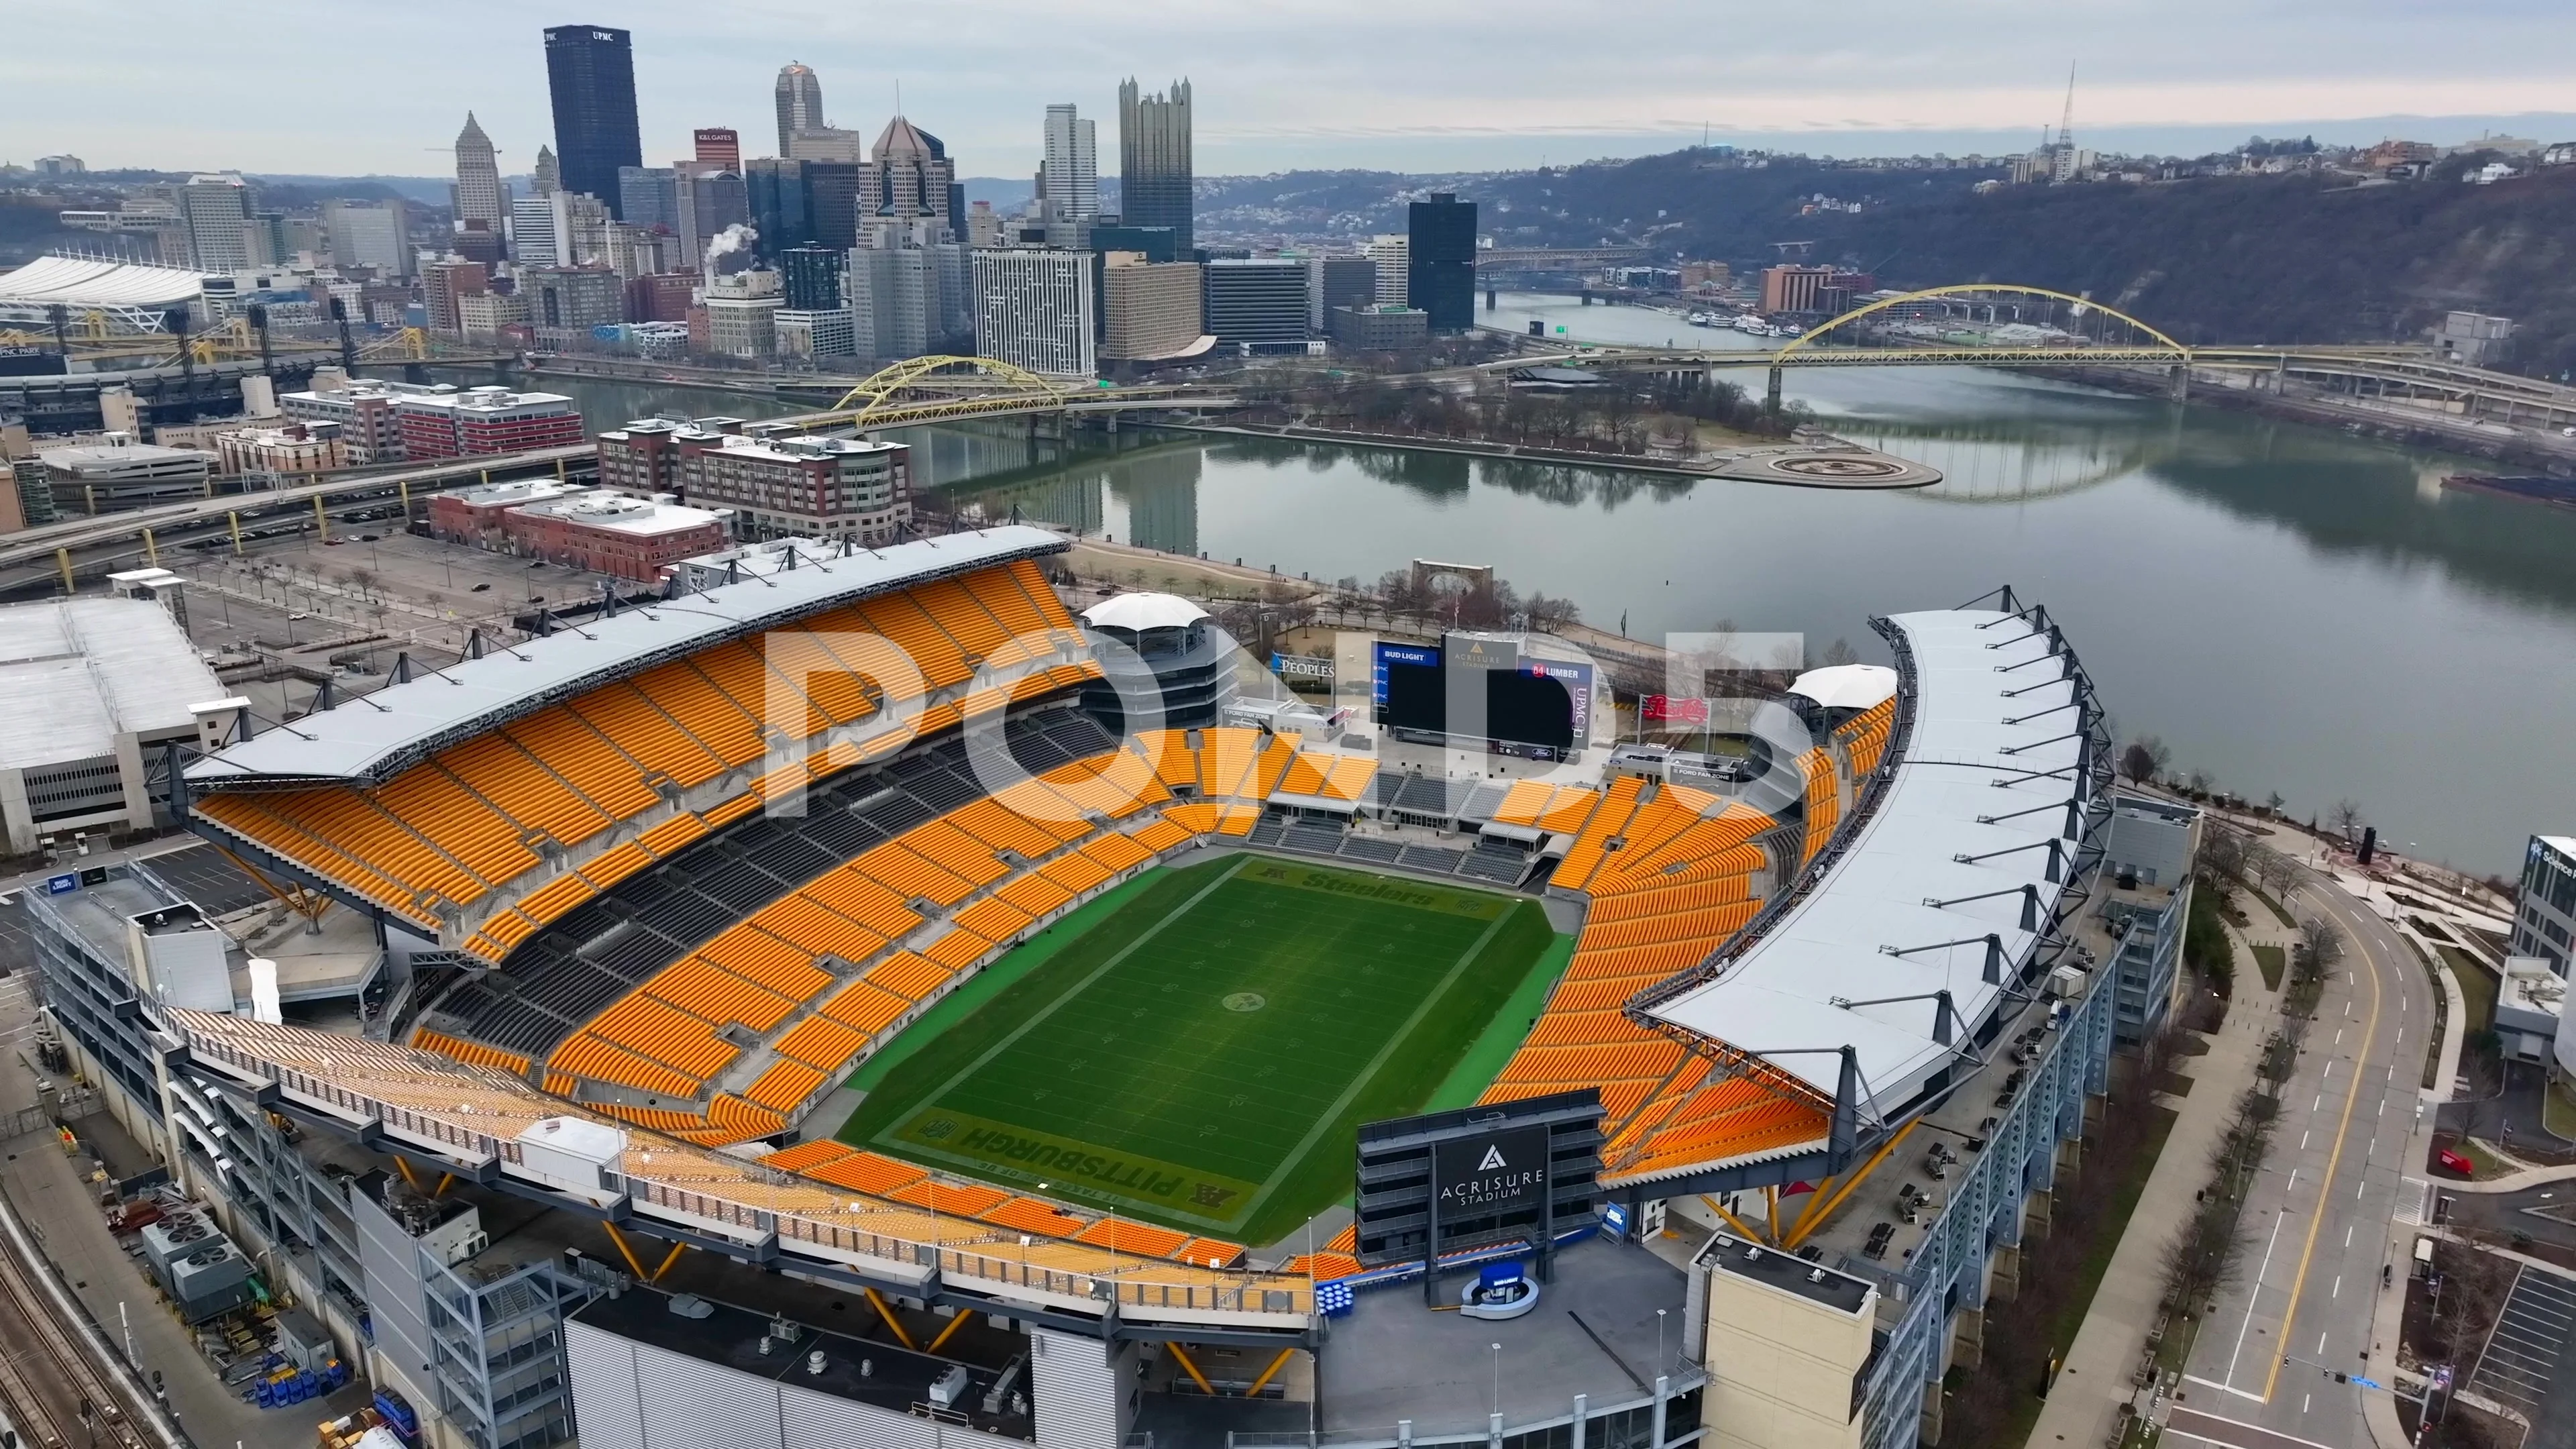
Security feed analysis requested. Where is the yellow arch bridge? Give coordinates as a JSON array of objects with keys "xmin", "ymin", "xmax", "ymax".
[{"xmin": 1489, "ymin": 282, "xmax": 2548, "ymax": 417}]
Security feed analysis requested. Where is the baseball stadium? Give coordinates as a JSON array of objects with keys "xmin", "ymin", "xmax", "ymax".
[{"xmin": 157, "ymin": 523, "xmax": 2137, "ymax": 1449}]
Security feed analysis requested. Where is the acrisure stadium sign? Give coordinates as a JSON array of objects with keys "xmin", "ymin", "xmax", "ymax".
[{"xmin": 1434, "ymin": 1126, "xmax": 1548, "ymax": 1218}]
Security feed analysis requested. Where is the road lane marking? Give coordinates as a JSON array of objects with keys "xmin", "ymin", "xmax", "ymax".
[
  {"xmin": 2167, "ymin": 1405, "xmax": 2343, "ymax": 1449},
  {"xmin": 2230, "ymin": 1212, "xmax": 2290, "ymax": 1384},
  {"xmin": 2262, "ymin": 892, "xmax": 2386, "ymax": 1403},
  {"xmin": 2182, "ymin": 1375, "xmax": 2269, "ymax": 1403}
]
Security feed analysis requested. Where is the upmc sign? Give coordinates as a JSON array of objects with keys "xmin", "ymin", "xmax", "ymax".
[{"xmin": 1434, "ymin": 1126, "xmax": 1548, "ymax": 1219}]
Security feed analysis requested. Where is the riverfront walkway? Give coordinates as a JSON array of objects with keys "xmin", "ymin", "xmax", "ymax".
[{"xmin": 2023, "ymin": 983, "xmax": 2266, "ymax": 1448}]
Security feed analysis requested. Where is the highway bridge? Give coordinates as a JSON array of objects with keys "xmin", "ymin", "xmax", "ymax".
[{"xmin": 1483, "ymin": 282, "xmax": 2576, "ymax": 422}]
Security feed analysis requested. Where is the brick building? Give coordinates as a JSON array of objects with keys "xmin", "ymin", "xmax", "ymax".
[
  {"xmin": 596, "ymin": 422, "xmax": 910, "ymax": 544},
  {"xmin": 394, "ymin": 386, "xmax": 586, "ymax": 460},
  {"xmin": 427, "ymin": 477, "xmax": 588, "ymax": 549},
  {"xmin": 627, "ymin": 272, "xmax": 696, "ymax": 323},
  {"xmin": 504, "ymin": 490, "xmax": 732, "ymax": 580},
  {"xmin": 213, "ymin": 421, "xmax": 347, "ymax": 479},
  {"xmin": 278, "ymin": 378, "xmax": 409, "ymax": 463}
]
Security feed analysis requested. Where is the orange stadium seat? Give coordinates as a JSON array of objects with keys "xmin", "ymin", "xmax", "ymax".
[
  {"xmin": 807, "ymin": 1150, "xmax": 931, "ymax": 1195},
  {"xmin": 761, "ymin": 1140, "xmax": 857, "ymax": 1175},
  {"xmin": 863, "ymin": 953, "xmax": 951, "ymax": 1001},
  {"xmin": 568, "ymin": 683, "xmax": 730, "ymax": 790},
  {"xmin": 1072, "ymin": 1218, "xmax": 1191, "ymax": 1257},
  {"xmin": 982, "ymin": 1197, "xmax": 1086, "ymax": 1237},
  {"xmin": 774, "ymin": 1014, "xmax": 870, "ymax": 1069},
  {"xmin": 745, "ymin": 1060, "xmax": 827, "ymax": 1114},
  {"xmin": 890, "ymin": 1179, "xmax": 1010, "ymax": 1217},
  {"xmin": 818, "ymin": 979, "xmax": 913, "ymax": 1037}
]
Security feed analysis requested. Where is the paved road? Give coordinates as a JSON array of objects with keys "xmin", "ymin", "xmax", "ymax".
[
  {"xmin": 2438, "ymin": 1179, "xmax": 2576, "ymax": 1254},
  {"xmin": 2176, "ymin": 865, "xmax": 2432, "ymax": 1449}
]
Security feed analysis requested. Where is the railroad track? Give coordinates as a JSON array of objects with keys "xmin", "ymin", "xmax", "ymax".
[{"xmin": 0, "ymin": 1212, "xmax": 152, "ymax": 1449}]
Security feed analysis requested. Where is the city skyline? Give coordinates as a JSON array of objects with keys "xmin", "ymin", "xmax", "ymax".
[{"xmin": 7, "ymin": 0, "xmax": 2576, "ymax": 178}]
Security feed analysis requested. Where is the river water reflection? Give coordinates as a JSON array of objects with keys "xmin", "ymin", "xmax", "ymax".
[{"xmin": 451, "ymin": 303, "xmax": 2576, "ymax": 874}]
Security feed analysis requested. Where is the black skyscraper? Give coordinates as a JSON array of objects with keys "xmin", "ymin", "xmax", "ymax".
[
  {"xmin": 544, "ymin": 25, "xmax": 643, "ymax": 215},
  {"xmin": 1118, "ymin": 78, "xmax": 1193, "ymax": 257},
  {"xmin": 1407, "ymin": 193, "xmax": 1477, "ymax": 333}
]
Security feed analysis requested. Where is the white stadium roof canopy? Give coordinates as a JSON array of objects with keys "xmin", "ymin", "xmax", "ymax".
[
  {"xmin": 1636, "ymin": 608, "xmax": 2094, "ymax": 1132},
  {"xmin": 1081, "ymin": 591, "xmax": 1208, "ymax": 632},
  {"xmin": 187, "ymin": 525, "xmax": 1071, "ymax": 788},
  {"xmin": 0, "ymin": 254, "xmax": 209, "ymax": 331}
]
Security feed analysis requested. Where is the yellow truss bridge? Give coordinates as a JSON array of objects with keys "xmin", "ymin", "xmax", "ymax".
[{"xmin": 784, "ymin": 355, "xmax": 1234, "ymax": 433}]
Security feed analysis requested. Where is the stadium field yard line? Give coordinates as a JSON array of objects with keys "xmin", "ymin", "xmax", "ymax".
[
  {"xmin": 1239, "ymin": 900, "xmax": 1519, "ymax": 1205},
  {"xmin": 844, "ymin": 855, "xmax": 1556, "ymax": 1242},
  {"xmin": 838, "ymin": 868, "xmax": 1163, "ymax": 1095},
  {"xmin": 881, "ymin": 857, "xmax": 1250, "ymax": 1118}
]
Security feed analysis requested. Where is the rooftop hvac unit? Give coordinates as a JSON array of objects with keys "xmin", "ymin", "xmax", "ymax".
[{"xmin": 140, "ymin": 1214, "xmax": 215, "ymax": 1275}]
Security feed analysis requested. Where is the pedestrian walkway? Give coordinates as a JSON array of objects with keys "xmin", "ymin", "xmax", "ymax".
[{"xmin": 2023, "ymin": 991, "xmax": 2270, "ymax": 1448}]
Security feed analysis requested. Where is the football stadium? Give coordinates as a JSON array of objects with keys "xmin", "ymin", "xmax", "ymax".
[{"xmin": 137, "ymin": 523, "xmax": 2149, "ymax": 1449}]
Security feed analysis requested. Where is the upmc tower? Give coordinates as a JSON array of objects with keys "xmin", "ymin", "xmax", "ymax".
[{"xmin": 543, "ymin": 24, "xmax": 643, "ymax": 215}]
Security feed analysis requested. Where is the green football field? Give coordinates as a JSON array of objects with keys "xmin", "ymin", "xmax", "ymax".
[{"xmin": 839, "ymin": 854, "xmax": 1560, "ymax": 1245}]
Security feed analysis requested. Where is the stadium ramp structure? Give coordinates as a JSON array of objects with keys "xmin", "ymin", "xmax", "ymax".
[
  {"xmin": 162, "ymin": 1010, "xmax": 1314, "ymax": 1339},
  {"xmin": 181, "ymin": 528, "xmax": 1085, "ymax": 948}
]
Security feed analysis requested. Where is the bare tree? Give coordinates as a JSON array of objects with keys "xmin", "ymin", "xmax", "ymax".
[
  {"xmin": 2263, "ymin": 790, "xmax": 2286, "ymax": 817},
  {"xmin": 2121, "ymin": 735, "xmax": 2172, "ymax": 786},
  {"xmin": 2328, "ymin": 799, "xmax": 2365, "ymax": 843},
  {"xmin": 2296, "ymin": 915, "xmax": 2345, "ymax": 974},
  {"xmin": 2197, "ymin": 828, "xmax": 2249, "ymax": 884},
  {"xmin": 1821, "ymin": 637, "xmax": 1861, "ymax": 667}
]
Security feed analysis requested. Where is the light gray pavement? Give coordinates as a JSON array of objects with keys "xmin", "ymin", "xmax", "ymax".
[
  {"xmin": 0, "ymin": 1096, "xmax": 322, "ymax": 1447},
  {"xmin": 2165, "ymin": 859, "xmax": 2436, "ymax": 1449},
  {"xmin": 2023, "ymin": 976, "xmax": 2269, "ymax": 1448}
]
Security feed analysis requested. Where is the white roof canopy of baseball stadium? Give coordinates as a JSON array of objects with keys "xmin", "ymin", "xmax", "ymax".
[
  {"xmin": 0, "ymin": 254, "xmax": 207, "ymax": 329},
  {"xmin": 186, "ymin": 525, "xmax": 1069, "ymax": 788},
  {"xmin": 1642, "ymin": 609, "xmax": 2087, "ymax": 1122}
]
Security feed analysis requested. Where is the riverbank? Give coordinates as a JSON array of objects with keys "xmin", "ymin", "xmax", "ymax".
[
  {"xmin": 2054, "ymin": 363, "xmax": 2576, "ymax": 474},
  {"xmin": 1159, "ymin": 421, "xmax": 1940, "ymax": 488}
]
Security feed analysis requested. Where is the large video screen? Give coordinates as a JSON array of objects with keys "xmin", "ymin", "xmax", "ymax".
[
  {"xmin": 1382, "ymin": 659, "xmax": 1448, "ymax": 733},
  {"xmin": 1487, "ymin": 668, "xmax": 1577, "ymax": 751}
]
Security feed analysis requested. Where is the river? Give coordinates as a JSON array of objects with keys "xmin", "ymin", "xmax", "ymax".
[{"xmin": 435, "ymin": 295, "xmax": 2576, "ymax": 875}]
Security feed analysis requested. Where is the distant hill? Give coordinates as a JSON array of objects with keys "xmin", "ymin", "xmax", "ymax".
[
  {"xmin": 1464, "ymin": 149, "xmax": 2576, "ymax": 376},
  {"xmin": 1185, "ymin": 150, "xmax": 2576, "ymax": 376}
]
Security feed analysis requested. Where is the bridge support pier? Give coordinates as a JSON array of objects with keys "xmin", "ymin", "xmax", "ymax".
[
  {"xmin": 2167, "ymin": 364, "xmax": 2190, "ymax": 402},
  {"xmin": 1485, "ymin": 288, "xmax": 1497, "ymax": 311},
  {"xmin": 1765, "ymin": 366, "xmax": 1784, "ymax": 411}
]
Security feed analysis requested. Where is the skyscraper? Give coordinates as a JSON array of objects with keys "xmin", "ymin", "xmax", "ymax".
[
  {"xmin": 1118, "ymin": 78, "xmax": 1193, "ymax": 256},
  {"xmin": 775, "ymin": 62, "xmax": 824, "ymax": 155},
  {"xmin": 855, "ymin": 115, "xmax": 957, "ymax": 241},
  {"xmin": 178, "ymin": 173, "xmax": 252, "ymax": 271},
  {"xmin": 1040, "ymin": 103, "xmax": 1099, "ymax": 231},
  {"xmin": 531, "ymin": 145, "xmax": 560, "ymax": 196},
  {"xmin": 1406, "ymin": 192, "xmax": 1477, "ymax": 332},
  {"xmin": 694, "ymin": 127, "xmax": 742, "ymax": 171},
  {"xmin": 973, "ymin": 248, "xmax": 1097, "ymax": 377},
  {"xmin": 543, "ymin": 24, "xmax": 643, "ymax": 214},
  {"xmin": 453, "ymin": 113, "xmax": 504, "ymax": 231},
  {"xmin": 616, "ymin": 166, "xmax": 678, "ymax": 231},
  {"xmin": 746, "ymin": 158, "xmax": 810, "ymax": 252}
]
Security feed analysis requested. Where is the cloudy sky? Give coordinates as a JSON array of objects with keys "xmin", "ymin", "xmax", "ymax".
[{"xmin": 10, "ymin": 0, "xmax": 2575, "ymax": 178}]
